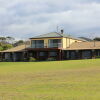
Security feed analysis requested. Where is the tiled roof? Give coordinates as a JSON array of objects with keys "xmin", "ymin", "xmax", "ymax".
[
  {"xmin": 0, "ymin": 45, "xmax": 26, "ymax": 53},
  {"xmin": 65, "ymin": 41, "xmax": 100, "ymax": 50},
  {"xmin": 30, "ymin": 32, "xmax": 87, "ymax": 41},
  {"xmin": 30, "ymin": 32, "xmax": 64, "ymax": 38}
]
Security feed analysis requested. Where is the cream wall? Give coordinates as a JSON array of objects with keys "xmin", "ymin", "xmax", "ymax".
[
  {"xmin": 30, "ymin": 37, "xmax": 83, "ymax": 49},
  {"xmin": 66, "ymin": 38, "xmax": 83, "ymax": 48},
  {"xmin": 62, "ymin": 38, "xmax": 67, "ymax": 49},
  {"xmin": 31, "ymin": 38, "xmax": 62, "ymax": 48}
]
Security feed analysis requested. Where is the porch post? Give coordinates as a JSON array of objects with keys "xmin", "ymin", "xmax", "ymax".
[
  {"xmin": 76, "ymin": 50, "xmax": 80, "ymax": 59},
  {"xmin": 58, "ymin": 50, "xmax": 62, "ymax": 60},
  {"xmin": 0, "ymin": 53, "xmax": 3, "ymax": 61},
  {"xmin": 36, "ymin": 51, "xmax": 39, "ymax": 60},
  {"xmin": 92, "ymin": 50, "xmax": 96, "ymax": 59},
  {"xmin": 61, "ymin": 50, "xmax": 64, "ymax": 60},
  {"xmin": 48, "ymin": 51, "xmax": 50, "ymax": 58},
  {"xmin": 22, "ymin": 52, "xmax": 26, "ymax": 61}
]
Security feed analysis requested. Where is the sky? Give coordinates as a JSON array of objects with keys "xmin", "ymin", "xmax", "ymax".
[{"xmin": 0, "ymin": 0, "xmax": 100, "ymax": 39}]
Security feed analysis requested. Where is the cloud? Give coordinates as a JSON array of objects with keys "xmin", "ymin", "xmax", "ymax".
[{"xmin": 0, "ymin": 0, "xmax": 100, "ymax": 38}]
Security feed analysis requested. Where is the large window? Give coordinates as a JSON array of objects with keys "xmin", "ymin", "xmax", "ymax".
[
  {"xmin": 82, "ymin": 51, "xmax": 91, "ymax": 59},
  {"xmin": 49, "ymin": 39, "xmax": 62, "ymax": 48},
  {"xmin": 50, "ymin": 52, "xmax": 57, "ymax": 56},
  {"xmin": 31, "ymin": 40, "xmax": 44, "ymax": 48},
  {"xmin": 39, "ymin": 52, "xmax": 45, "ymax": 56},
  {"xmin": 96, "ymin": 50, "xmax": 100, "ymax": 56}
]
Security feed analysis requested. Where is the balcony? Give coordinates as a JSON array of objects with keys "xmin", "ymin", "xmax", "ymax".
[
  {"xmin": 31, "ymin": 44, "xmax": 44, "ymax": 48},
  {"xmin": 27, "ymin": 43, "xmax": 62, "ymax": 49},
  {"xmin": 48, "ymin": 43, "xmax": 62, "ymax": 48}
]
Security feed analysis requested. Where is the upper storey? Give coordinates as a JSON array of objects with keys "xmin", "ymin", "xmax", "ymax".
[{"xmin": 29, "ymin": 32, "xmax": 86, "ymax": 49}]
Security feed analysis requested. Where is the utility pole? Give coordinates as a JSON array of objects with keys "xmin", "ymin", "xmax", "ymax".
[{"xmin": 91, "ymin": 33, "xmax": 96, "ymax": 47}]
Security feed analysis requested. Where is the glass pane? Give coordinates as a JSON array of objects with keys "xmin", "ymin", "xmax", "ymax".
[
  {"xmin": 49, "ymin": 39, "xmax": 61, "ymax": 48},
  {"xmin": 31, "ymin": 40, "xmax": 36, "ymax": 48},
  {"xmin": 50, "ymin": 52, "xmax": 57, "ymax": 56},
  {"xmin": 40, "ymin": 52, "xmax": 45, "ymax": 56}
]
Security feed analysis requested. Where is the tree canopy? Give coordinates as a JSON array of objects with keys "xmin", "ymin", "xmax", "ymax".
[{"xmin": 94, "ymin": 37, "xmax": 100, "ymax": 41}]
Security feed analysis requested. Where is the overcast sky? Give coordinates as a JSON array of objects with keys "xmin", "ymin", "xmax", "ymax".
[{"xmin": 0, "ymin": 0, "xmax": 100, "ymax": 39}]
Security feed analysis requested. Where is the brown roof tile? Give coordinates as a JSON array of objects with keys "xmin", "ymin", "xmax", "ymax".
[
  {"xmin": 0, "ymin": 45, "xmax": 26, "ymax": 53},
  {"xmin": 65, "ymin": 41, "xmax": 100, "ymax": 50}
]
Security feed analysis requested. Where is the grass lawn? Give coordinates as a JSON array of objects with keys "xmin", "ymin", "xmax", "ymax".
[{"xmin": 0, "ymin": 59, "xmax": 100, "ymax": 100}]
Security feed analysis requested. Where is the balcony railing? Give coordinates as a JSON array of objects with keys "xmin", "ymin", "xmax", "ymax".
[
  {"xmin": 31, "ymin": 44, "xmax": 44, "ymax": 48},
  {"xmin": 48, "ymin": 43, "xmax": 62, "ymax": 48},
  {"xmin": 27, "ymin": 43, "xmax": 62, "ymax": 49}
]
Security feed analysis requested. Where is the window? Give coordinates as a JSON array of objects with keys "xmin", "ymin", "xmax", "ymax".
[
  {"xmin": 49, "ymin": 39, "xmax": 61, "ymax": 48},
  {"xmin": 50, "ymin": 52, "xmax": 57, "ymax": 56},
  {"xmin": 96, "ymin": 50, "xmax": 100, "ymax": 56},
  {"xmin": 39, "ymin": 52, "xmax": 45, "ymax": 56},
  {"xmin": 31, "ymin": 40, "xmax": 44, "ymax": 48},
  {"xmin": 49, "ymin": 39, "xmax": 61, "ymax": 44}
]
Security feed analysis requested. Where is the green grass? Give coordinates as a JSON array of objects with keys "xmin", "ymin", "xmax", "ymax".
[{"xmin": 0, "ymin": 59, "xmax": 100, "ymax": 100}]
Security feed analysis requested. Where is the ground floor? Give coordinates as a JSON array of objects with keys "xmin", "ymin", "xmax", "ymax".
[{"xmin": 0, "ymin": 49, "xmax": 100, "ymax": 62}]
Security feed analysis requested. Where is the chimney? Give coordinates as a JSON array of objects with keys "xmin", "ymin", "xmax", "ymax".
[{"xmin": 61, "ymin": 29, "xmax": 64, "ymax": 34}]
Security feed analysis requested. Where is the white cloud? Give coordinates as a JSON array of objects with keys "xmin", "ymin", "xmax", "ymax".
[{"xmin": 0, "ymin": 0, "xmax": 100, "ymax": 38}]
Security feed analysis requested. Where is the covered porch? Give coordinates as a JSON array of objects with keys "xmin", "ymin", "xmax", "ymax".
[
  {"xmin": 0, "ymin": 45, "xmax": 28, "ymax": 62},
  {"xmin": 63, "ymin": 49, "xmax": 100, "ymax": 60},
  {"xmin": 26, "ymin": 48, "xmax": 63, "ymax": 61}
]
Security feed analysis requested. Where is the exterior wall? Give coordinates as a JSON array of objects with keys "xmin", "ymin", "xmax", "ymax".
[
  {"xmin": 66, "ymin": 38, "xmax": 83, "ymax": 48},
  {"xmin": 28, "ymin": 50, "xmax": 62, "ymax": 61},
  {"xmin": 44, "ymin": 39, "xmax": 48, "ymax": 48},
  {"xmin": 30, "ymin": 37, "xmax": 83, "ymax": 49},
  {"xmin": 30, "ymin": 38, "xmax": 63, "ymax": 48},
  {"xmin": 1, "ymin": 49, "xmax": 100, "ymax": 62},
  {"xmin": 63, "ymin": 50, "xmax": 93, "ymax": 60},
  {"xmin": 62, "ymin": 38, "xmax": 67, "ymax": 49}
]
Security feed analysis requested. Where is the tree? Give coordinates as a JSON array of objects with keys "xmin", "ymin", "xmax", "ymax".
[
  {"xmin": 0, "ymin": 46, "xmax": 3, "ymax": 51},
  {"xmin": 2, "ymin": 44, "xmax": 13, "ymax": 50},
  {"xmin": 0, "ymin": 37, "xmax": 6, "ymax": 43},
  {"xmin": 6, "ymin": 36, "xmax": 15, "ymax": 44},
  {"xmin": 94, "ymin": 37, "xmax": 100, "ymax": 41},
  {"xmin": 14, "ymin": 40, "xmax": 25, "ymax": 46}
]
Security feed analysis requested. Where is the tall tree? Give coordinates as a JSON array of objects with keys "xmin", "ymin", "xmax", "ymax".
[
  {"xmin": 6, "ymin": 36, "xmax": 15, "ymax": 44},
  {"xmin": 94, "ymin": 37, "xmax": 100, "ymax": 41},
  {"xmin": 0, "ymin": 37, "xmax": 6, "ymax": 43}
]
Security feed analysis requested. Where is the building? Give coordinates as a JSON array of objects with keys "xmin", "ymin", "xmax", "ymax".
[{"xmin": 0, "ymin": 31, "xmax": 100, "ymax": 61}]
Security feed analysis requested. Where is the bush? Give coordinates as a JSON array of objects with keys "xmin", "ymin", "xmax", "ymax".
[
  {"xmin": 2, "ymin": 59, "xmax": 10, "ymax": 62},
  {"xmin": 0, "ymin": 46, "xmax": 3, "ymax": 51},
  {"xmin": 46, "ymin": 57, "xmax": 56, "ymax": 61},
  {"xmin": 29, "ymin": 57, "xmax": 36, "ymax": 62},
  {"xmin": 2, "ymin": 44, "xmax": 13, "ymax": 50},
  {"xmin": 96, "ymin": 56, "xmax": 100, "ymax": 58}
]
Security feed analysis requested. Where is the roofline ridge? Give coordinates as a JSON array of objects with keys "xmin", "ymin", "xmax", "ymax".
[{"xmin": 57, "ymin": 32, "xmax": 64, "ymax": 37}]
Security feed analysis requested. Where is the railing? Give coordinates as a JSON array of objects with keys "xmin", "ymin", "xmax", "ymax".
[
  {"xmin": 27, "ymin": 43, "xmax": 62, "ymax": 49},
  {"xmin": 25, "ymin": 44, "xmax": 44, "ymax": 48},
  {"xmin": 48, "ymin": 43, "xmax": 62, "ymax": 48},
  {"xmin": 31, "ymin": 44, "xmax": 44, "ymax": 48}
]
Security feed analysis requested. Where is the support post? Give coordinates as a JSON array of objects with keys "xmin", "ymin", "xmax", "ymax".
[
  {"xmin": 92, "ymin": 50, "xmax": 96, "ymax": 59},
  {"xmin": 58, "ymin": 50, "xmax": 62, "ymax": 60},
  {"xmin": 36, "ymin": 51, "xmax": 39, "ymax": 60}
]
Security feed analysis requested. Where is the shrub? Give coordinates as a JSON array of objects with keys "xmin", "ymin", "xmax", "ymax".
[
  {"xmin": 2, "ymin": 59, "xmax": 10, "ymax": 62},
  {"xmin": 47, "ymin": 57, "xmax": 56, "ymax": 61},
  {"xmin": 29, "ymin": 57, "xmax": 36, "ymax": 62},
  {"xmin": 0, "ymin": 46, "xmax": 3, "ymax": 51},
  {"xmin": 96, "ymin": 56, "xmax": 100, "ymax": 59}
]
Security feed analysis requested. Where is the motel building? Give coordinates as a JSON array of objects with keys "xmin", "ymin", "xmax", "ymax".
[{"xmin": 0, "ymin": 31, "xmax": 100, "ymax": 62}]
